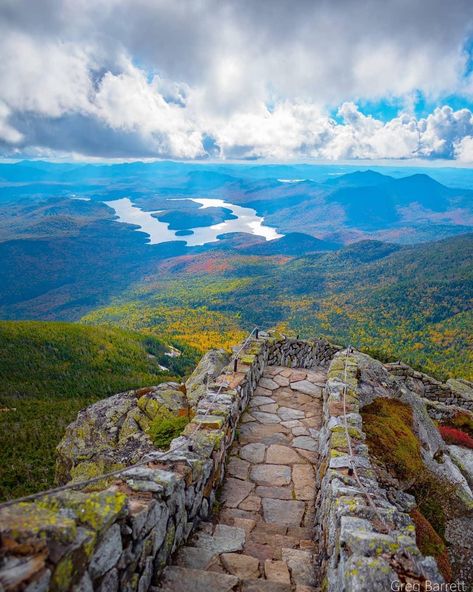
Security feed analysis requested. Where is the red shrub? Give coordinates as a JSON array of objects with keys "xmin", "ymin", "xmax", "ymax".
[{"xmin": 438, "ymin": 425, "xmax": 473, "ymax": 449}]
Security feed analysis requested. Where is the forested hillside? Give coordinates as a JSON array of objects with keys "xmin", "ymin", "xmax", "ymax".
[
  {"xmin": 84, "ymin": 234, "xmax": 473, "ymax": 381},
  {"xmin": 0, "ymin": 321, "xmax": 198, "ymax": 500}
]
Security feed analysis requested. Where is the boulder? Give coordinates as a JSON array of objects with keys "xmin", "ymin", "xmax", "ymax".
[
  {"xmin": 185, "ymin": 349, "xmax": 230, "ymax": 405},
  {"xmin": 55, "ymin": 383, "xmax": 187, "ymax": 484}
]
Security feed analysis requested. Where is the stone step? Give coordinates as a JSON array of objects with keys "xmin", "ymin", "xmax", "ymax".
[
  {"xmin": 240, "ymin": 579, "xmax": 292, "ymax": 592},
  {"xmin": 192, "ymin": 524, "xmax": 246, "ymax": 554},
  {"xmin": 174, "ymin": 546, "xmax": 216, "ymax": 569},
  {"xmin": 153, "ymin": 566, "xmax": 239, "ymax": 592}
]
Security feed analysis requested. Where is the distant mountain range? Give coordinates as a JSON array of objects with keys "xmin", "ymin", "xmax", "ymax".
[{"xmin": 0, "ymin": 160, "xmax": 471, "ymax": 382}]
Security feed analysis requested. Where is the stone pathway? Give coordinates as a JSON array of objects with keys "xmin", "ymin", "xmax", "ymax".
[{"xmin": 155, "ymin": 365, "xmax": 326, "ymax": 592}]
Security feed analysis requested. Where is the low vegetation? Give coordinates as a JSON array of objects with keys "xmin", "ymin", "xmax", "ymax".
[
  {"xmin": 361, "ymin": 398, "xmax": 455, "ymax": 580},
  {"xmin": 148, "ymin": 414, "xmax": 190, "ymax": 449},
  {"xmin": 438, "ymin": 425, "xmax": 473, "ymax": 449},
  {"xmin": 0, "ymin": 321, "xmax": 196, "ymax": 501},
  {"xmin": 83, "ymin": 235, "xmax": 473, "ymax": 381}
]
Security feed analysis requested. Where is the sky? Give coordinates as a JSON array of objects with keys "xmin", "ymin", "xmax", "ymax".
[{"xmin": 1, "ymin": 0, "xmax": 473, "ymax": 163}]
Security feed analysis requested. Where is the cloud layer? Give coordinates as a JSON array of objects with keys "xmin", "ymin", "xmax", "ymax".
[{"xmin": 1, "ymin": 0, "xmax": 473, "ymax": 161}]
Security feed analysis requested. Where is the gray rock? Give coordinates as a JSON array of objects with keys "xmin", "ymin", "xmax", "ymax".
[
  {"xmin": 175, "ymin": 546, "xmax": 216, "ymax": 569},
  {"xmin": 221, "ymin": 477, "xmax": 254, "ymax": 507},
  {"xmin": 89, "ymin": 524, "xmax": 123, "ymax": 579},
  {"xmin": 252, "ymin": 412, "xmax": 280, "ymax": 424},
  {"xmin": 98, "ymin": 569, "xmax": 118, "ymax": 592},
  {"xmin": 240, "ymin": 443, "xmax": 266, "ymax": 464},
  {"xmin": 344, "ymin": 556, "xmax": 397, "ymax": 592},
  {"xmin": 193, "ymin": 525, "xmax": 246, "ymax": 554},
  {"xmin": 290, "ymin": 380, "xmax": 322, "ymax": 397},
  {"xmin": 281, "ymin": 548, "xmax": 315, "ymax": 586},
  {"xmin": 186, "ymin": 349, "xmax": 230, "ymax": 405},
  {"xmin": 447, "ymin": 379, "xmax": 473, "ymax": 401},
  {"xmin": 250, "ymin": 464, "xmax": 291, "ymax": 486},
  {"xmin": 292, "ymin": 436, "xmax": 318, "ymax": 451},
  {"xmin": 448, "ymin": 445, "xmax": 473, "ymax": 488},
  {"xmin": 156, "ymin": 566, "xmax": 238, "ymax": 592},
  {"xmin": 262, "ymin": 499, "xmax": 305, "ymax": 526},
  {"xmin": 249, "ymin": 396, "xmax": 276, "ymax": 407},
  {"xmin": 72, "ymin": 573, "xmax": 93, "ymax": 592},
  {"xmin": 277, "ymin": 407, "xmax": 305, "ymax": 421},
  {"xmin": 24, "ymin": 570, "xmax": 51, "ymax": 592},
  {"xmin": 240, "ymin": 580, "xmax": 291, "ymax": 592}
]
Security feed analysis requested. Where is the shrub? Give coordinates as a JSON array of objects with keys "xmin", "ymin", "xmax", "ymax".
[
  {"xmin": 148, "ymin": 414, "xmax": 189, "ymax": 449},
  {"xmin": 410, "ymin": 508, "xmax": 452, "ymax": 582},
  {"xmin": 361, "ymin": 398, "xmax": 423, "ymax": 480},
  {"xmin": 438, "ymin": 425, "xmax": 473, "ymax": 449},
  {"xmin": 362, "ymin": 398, "xmax": 456, "ymax": 580},
  {"xmin": 445, "ymin": 412, "xmax": 473, "ymax": 438}
]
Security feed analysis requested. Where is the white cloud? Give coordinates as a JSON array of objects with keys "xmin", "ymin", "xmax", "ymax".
[
  {"xmin": 0, "ymin": 101, "xmax": 23, "ymax": 144},
  {"xmin": 1, "ymin": 0, "xmax": 473, "ymax": 160},
  {"xmin": 454, "ymin": 135, "xmax": 473, "ymax": 162},
  {"xmin": 93, "ymin": 60, "xmax": 204, "ymax": 158}
]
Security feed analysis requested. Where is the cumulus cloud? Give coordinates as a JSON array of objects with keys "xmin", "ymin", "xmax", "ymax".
[{"xmin": 0, "ymin": 0, "xmax": 473, "ymax": 160}]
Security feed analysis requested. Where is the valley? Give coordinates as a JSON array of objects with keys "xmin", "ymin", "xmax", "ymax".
[{"xmin": 0, "ymin": 161, "xmax": 471, "ymax": 502}]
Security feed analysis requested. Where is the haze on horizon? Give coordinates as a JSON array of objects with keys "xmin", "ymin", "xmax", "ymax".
[{"xmin": 1, "ymin": 0, "xmax": 473, "ymax": 164}]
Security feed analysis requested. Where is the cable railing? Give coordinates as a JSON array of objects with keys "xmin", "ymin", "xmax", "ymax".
[
  {"xmin": 0, "ymin": 327, "xmax": 261, "ymax": 510},
  {"xmin": 341, "ymin": 346, "xmax": 390, "ymax": 533}
]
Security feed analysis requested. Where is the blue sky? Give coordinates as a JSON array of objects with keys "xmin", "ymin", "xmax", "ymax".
[{"xmin": 1, "ymin": 0, "xmax": 473, "ymax": 163}]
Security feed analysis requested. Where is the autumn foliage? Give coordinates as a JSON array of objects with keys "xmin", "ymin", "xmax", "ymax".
[{"xmin": 438, "ymin": 425, "xmax": 473, "ymax": 449}]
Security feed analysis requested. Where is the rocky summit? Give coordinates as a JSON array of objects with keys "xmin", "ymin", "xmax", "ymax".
[{"xmin": 1, "ymin": 332, "xmax": 473, "ymax": 592}]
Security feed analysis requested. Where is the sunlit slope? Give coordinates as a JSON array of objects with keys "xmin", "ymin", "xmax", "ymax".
[
  {"xmin": 83, "ymin": 234, "xmax": 473, "ymax": 380},
  {"xmin": 0, "ymin": 320, "xmax": 197, "ymax": 499}
]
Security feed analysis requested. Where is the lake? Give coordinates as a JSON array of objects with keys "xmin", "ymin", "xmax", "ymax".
[{"xmin": 104, "ymin": 197, "xmax": 283, "ymax": 246}]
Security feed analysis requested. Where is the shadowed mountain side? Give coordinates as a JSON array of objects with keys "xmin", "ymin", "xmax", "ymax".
[
  {"xmin": 236, "ymin": 232, "xmax": 340, "ymax": 255},
  {"xmin": 0, "ymin": 220, "xmax": 188, "ymax": 320}
]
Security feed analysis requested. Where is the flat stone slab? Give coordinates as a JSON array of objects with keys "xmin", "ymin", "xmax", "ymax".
[
  {"xmin": 273, "ymin": 375, "xmax": 290, "ymax": 387},
  {"xmin": 221, "ymin": 553, "xmax": 260, "ymax": 579},
  {"xmin": 227, "ymin": 457, "xmax": 250, "ymax": 480},
  {"xmin": 292, "ymin": 427, "xmax": 309, "ymax": 436},
  {"xmin": 264, "ymin": 559, "xmax": 291, "ymax": 584},
  {"xmin": 254, "ymin": 387, "xmax": 273, "ymax": 397},
  {"xmin": 289, "ymin": 371, "xmax": 307, "ymax": 382},
  {"xmin": 194, "ymin": 524, "xmax": 246, "ymax": 554},
  {"xmin": 241, "ymin": 579, "xmax": 291, "ymax": 592},
  {"xmin": 278, "ymin": 407, "xmax": 305, "ymax": 421},
  {"xmin": 259, "ymin": 378, "xmax": 279, "ymax": 390},
  {"xmin": 266, "ymin": 444, "xmax": 304, "ymax": 465},
  {"xmin": 281, "ymin": 548, "xmax": 316, "ymax": 586},
  {"xmin": 175, "ymin": 546, "xmax": 216, "ymax": 569},
  {"xmin": 262, "ymin": 499, "xmax": 305, "ymax": 526},
  {"xmin": 252, "ymin": 412, "xmax": 281, "ymax": 425},
  {"xmin": 250, "ymin": 464, "xmax": 291, "ymax": 486},
  {"xmin": 250, "ymin": 396, "xmax": 276, "ymax": 406},
  {"xmin": 255, "ymin": 486, "xmax": 293, "ymax": 500},
  {"xmin": 221, "ymin": 478, "xmax": 254, "ymax": 507},
  {"xmin": 157, "ymin": 566, "xmax": 239, "ymax": 592},
  {"xmin": 292, "ymin": 465, "xmax": 315, "ymax": 501},
  {"xmin": 293, "ymin": 436, "xmax": 317, "ymax": 451},
  {"xmin": 239, "ymin": 494, "xmax": 261, "ymax": 512},
  {"xmin": 290, "ymin": 380, "xmax": 322, "ymax": 397},
  {"xmin": 240, "ymin": 443, "xmax": 266, "ymax": 463}
]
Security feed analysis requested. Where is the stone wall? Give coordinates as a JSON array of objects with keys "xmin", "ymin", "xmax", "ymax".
[
  {"xmin": 0, "ymin": 333, "xmax": 340, "ymax": 592},
  {"xmin": 1, "ymin": 334, "xmax": 449, "ymax": 592},
  {"xmin": 315, "ymin": 351, "xmax": 443, "ymax": 591},
  {"xmin": 385, "ymin": 362, "xmax": 473, "ymax": 411},
  {"xmin": 0, "ymin": 337, "xmax": 269, "ymax": 592},
  {"xmin": 267, "ymin": 336, "xmax": 342, "ymax": 369}
]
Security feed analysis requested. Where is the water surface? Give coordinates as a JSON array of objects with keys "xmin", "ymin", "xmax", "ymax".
[{"xmin": 104, "ymin": 197, "xmax": 283, "ymax": 246}]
